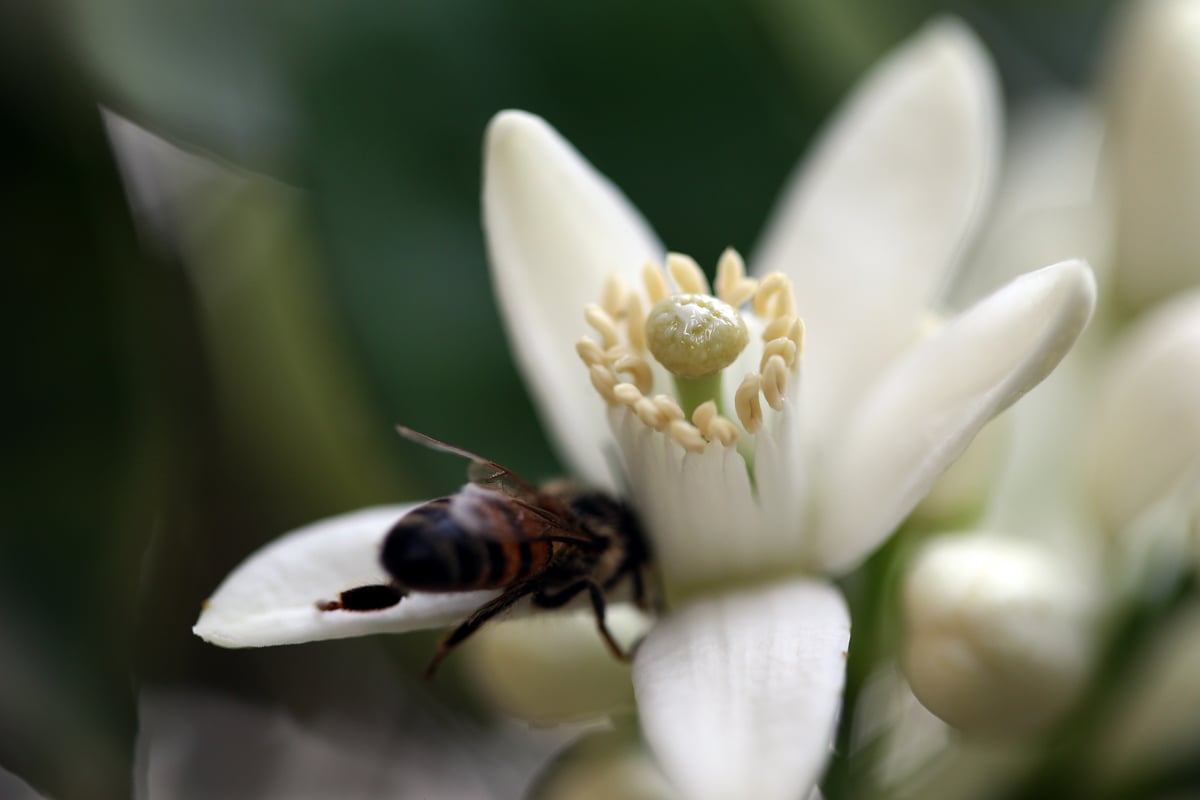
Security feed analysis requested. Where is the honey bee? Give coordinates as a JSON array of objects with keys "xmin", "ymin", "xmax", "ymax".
[{"xmin": 317, "ymin": 426, "xmax": 653, "ymax": 677}]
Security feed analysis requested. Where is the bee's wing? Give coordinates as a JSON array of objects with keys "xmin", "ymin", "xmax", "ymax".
[
  {"xmin": 395, "ymin": 425, "xmax": 542, "ymax": 502},
  {"xmin": 396, "ymin": 426, "xmax": 601, "ymax": 547}
]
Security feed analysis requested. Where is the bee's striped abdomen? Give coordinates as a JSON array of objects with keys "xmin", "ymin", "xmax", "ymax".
[{"xmin": 381, "ymin": 494, "xmax": 554, "ymax": 592}]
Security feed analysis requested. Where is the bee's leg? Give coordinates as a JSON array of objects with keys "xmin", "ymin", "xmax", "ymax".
[
  {"xmin": 425, "ymin": 584, "xmax": 534, "ymax": 678},
  {"xmin": 315, "ymin": 583, "xmax": 406, "ymax": 612},
  {"xmin": 602, "ymin": 559, "xmax": 649, "ymax": 610},
  {"xmin": 535, "ymin": 580, "xmax": 629, "ymax": 662}
]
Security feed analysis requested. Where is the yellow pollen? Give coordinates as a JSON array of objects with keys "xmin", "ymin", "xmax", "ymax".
[
  {"xmin": 643, "ymin": 262, "xmax": 671, "ymax": 304},
  {"xmin": 667, "ymin": 252, "xmax": 711, "ymax": 296},
  {"xmin": 584, "ymin": 303, "xmax": 621, "ymax": 349},
  {"xmin": 645, "ymin": 294, "xmax": 749, "ymax": 378},
  {"xmin": 735, "ymin": 373, "xmax": 764, "ymax": 433}
]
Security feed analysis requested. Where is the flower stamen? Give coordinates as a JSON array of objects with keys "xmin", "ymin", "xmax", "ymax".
[
  {"xmin": 627, "ymin": 293, "xmax": 647, "ymax": 353},
  {"xmin": 693, "ymin": 400, "xmax": 740, "ymax": 446},
  {"xmin": 643, "ymin": 261, "xmax": 671, "ymax": 304},
  {"xmin": 610, "ymin": 349, "xmax": 654, "ymax": 394},
  {"xmin": 667, "ymin": 252, "xmax": 712, "ymax": 296},
  {"xmin": 576, "ymin": 336, "xmax": 607, "ymax": 368},
  {"xmin": 584, "ymin": 303, "xmax": 621, "ymax": 349},
  {"xmin": 735, "ymin": 373, "xmax": 764, "ymax": 433},
  {"xmin": 715, "ymin": 248, "xmax": 758, "ymax": 308},
  {"xmin": 761, "ymin": 355, "xmax": 790, "ymax": 411},
  {"xmin": 601, "ymin": 274, "xmax": 629, "ymax": 319},
  {"xmin": 577, "ymin": 249, "xmax": 801, "ymax": 451}
]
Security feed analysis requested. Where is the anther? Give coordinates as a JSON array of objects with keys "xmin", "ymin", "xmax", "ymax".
[
  {"xmin": 652, "ymin": 394, "xmax": 685, "ymax": 423},
  {"xmin": 668, "ymin": 419, "xmax": 708, "ymax": 453},
  {"xmin": 589, "ymin": 365, "xmax": 619, "ymax": 404},
  {"xmin": 753, "ymin": 273, "xmax": 788, "ymax": 318},
  {"xmin": 706, "ymin": 416, "xmax": 740, "ymax": 446},
  {"xmin": 760, "ymin": 337, "xmax": 798, "ymax": 371},
  {"xmin": 627, "ymin": 293, "xmax": 646, "ymax": 353},
  {"xmin": 643, "ymin": 262, "xmax": 670, "ymax": 304},
  {"xmin": 634, "ymin": 397, "xmax": 666, "ymax": 430},
  {"xmin": 584, "ymin": 304, "xmax": 621, "ymax": 349},
  {"xmin": 714, "ymin": 248, "xmax": 745, "ymax": 302},
  {"xmin": 725, "ymin": 279, "xmax": 759, "ymax": 309},
  {"xmin": 692, "ymin": 399, "xmax": 718, "ymax": 431},
  {"xmin": 762, "ymin": 355, "xmax": 789, "ymax": 410},
  {"xmin": 601, "ymin": 275, "xmax": 629, "ymax": 318},
  {"xmin": 788, "ymin": 317, "xmax": 805, "ymax": 354},
  {"xmin": 612, "ymin": 352, "xmax": 654, "ymax": 394},
  {"xmin": 667, "ymin": 252, "xmax": 711, "ymax": 296},
  {"xmin": 736, "ymin": 373, "xmax": 764, "ymax": 433},
  {"xmin": 692, "ymin": 401, "xmax": 740, "ymax": 447},
  {"xmin": 762, "ymin": 314, "xmax": 796, "ymax": 343},
  {"xmin": 613, "ymin": 382, "xmax": 642, "ymax": 406},
  {"xmin": 575, "ymin": 337, "xmax": 607, "ymax": 368}
]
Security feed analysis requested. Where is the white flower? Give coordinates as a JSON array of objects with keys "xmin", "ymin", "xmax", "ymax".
[
  {"xmin": 194, "ymin": 18, "xmax": 1097, "ymax": 799},
  {"xmin": 1106, "ymin": 0, "xmax": 1200, "ymax": 310}
]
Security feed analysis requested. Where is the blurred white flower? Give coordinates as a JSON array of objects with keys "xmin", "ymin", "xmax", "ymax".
[
  {"xmin": 903, "ymin": 535, "xmax": 1098, "ymax": 736},
  {"xmin": 190, "ymin": 18, "xmax": 1097, "ymax": 799},
  {"xmin": 901, "ymin": 287, "xmax": 1200, "ymax": 741},
  {"xmin": 1106, "ymin": 0, "xmax": 1200, "ymax": 311}
]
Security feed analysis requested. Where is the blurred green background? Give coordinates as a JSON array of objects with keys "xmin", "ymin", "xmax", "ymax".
[{"xmin": 1, "ymin": 1, "xmax": 1119, "ymax": 797}]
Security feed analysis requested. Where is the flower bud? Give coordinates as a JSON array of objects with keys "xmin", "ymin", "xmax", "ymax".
[{"xmin": 903, "ymin": 535, "xmax": 1097, "ymax": 736}]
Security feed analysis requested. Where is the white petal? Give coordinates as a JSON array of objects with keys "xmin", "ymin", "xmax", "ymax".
[
  {"xmin": 1107, "ymin": 0, "xmax": 1200, "ymax": 310},
  {"xmin": 1086, "ymin": 290, "xmax": 1200, "ymax": 534},
  {"xmin": 753, "ymin": 18, "xmax": 1000, "ymax": 434},
  {"xmin": 633, "ymin": 580, "xmax": 849, "ymax": 800},
  {"xmin": 814, "ymin": 260, "xmax": 1096, "ymax": 573},
  {"xmin": 194, "ymin": 505, "xmax": 499, "ymax": 647},
  {"xmin": 484, "ymin": 110, "xmax": 663, "ymax": 489},
  {"xmin": 950, "ymin": 95, "xmax": 1110, "ymax": 305}
]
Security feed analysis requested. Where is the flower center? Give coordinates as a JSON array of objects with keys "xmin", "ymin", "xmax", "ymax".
[
  {"xmin": 576, "ymin": 248, "xmax": 803, "ymax": 454},
  {"xmin": 645, "ymin": 293, "xmax": 748, "ymax": 378}
]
